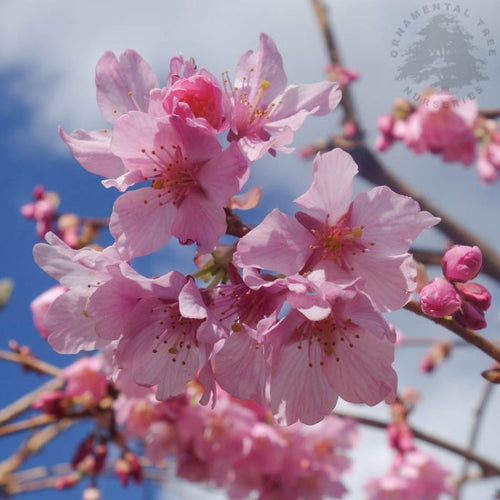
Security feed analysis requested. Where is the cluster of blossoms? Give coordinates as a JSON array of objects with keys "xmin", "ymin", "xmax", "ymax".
[
  {"xmin": 419, "ymin": 245, "xmax": 491, "ymax": 330},
  {"xmin": 32, "ymin": 355, "xmax": 358, "ymax": 499},
  {"xmin": 375, "ymin": 91, "xmax": 500, "ymax": 183},
  {"xmin": 32, "ymin": 32, "xmax": 441, "ymax": 432},
  {"xmin": 365, "ymin": 392, "xmax": 454, "ymax": 499},
  {"xmin": 21, "ymin": 185, "xmax": 100, "ymax": 249}
]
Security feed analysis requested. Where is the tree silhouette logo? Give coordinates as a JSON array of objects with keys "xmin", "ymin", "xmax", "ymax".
[{"xmin": 391, "ymin": 5, "xmax": 496, "ymax": 102}]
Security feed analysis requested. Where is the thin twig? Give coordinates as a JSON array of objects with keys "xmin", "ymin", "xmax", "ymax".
[
  {"xmin": 0, "ymin": 414, "xmax": 58, "ymax": 438},
  {"xmin": 0, "ymin": 377, "xmax": 64, "ymax": 427},
  {"xmin": 310, "ymin": 0, "xmax": 362, "ymax": 135},
  {"xmin": 0, "ymin": 350, "xmax": 61, "ymax": 377},
  {"xmin": 454, "ymin": 380, "xmax": 495, "ymax": 499},
  {"xmin": 333, "ymin": 410, "xmax": 500, "ymax": 477},
  {"xmin": 0, "ymin": 419, "xmax": 76, "ymax": 485},
  {"xmin": 404, "ymin": 300, "xmax": 500, "ymax": 364}
]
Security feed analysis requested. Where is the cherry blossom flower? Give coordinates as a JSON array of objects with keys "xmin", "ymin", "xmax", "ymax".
[
  {"xmin": 21, "ymin": 185, "xmax": 60, "ymax": 239},
  {"xmin": 109, "ymin": 113, "xmax": 248, "ymax": 258},
  {"xmin": 234, "ymin": 148, "xmax": 440, "ymax": 311},
  {"xmin": 32, "ymin": 233, "xmax": 123, "ymax": 353},
  {"xmin": 266, "ymin": 279, "xmax": 397, "ymax": 425},
  {"xmin": 225, "ymin": 33, "xmax": 342, "ymax": 161},
  {"xmin": 87, "ymin": 266, "xmax": 216, "ymax": 401},
  {"xmin": 376, "ymin": 93, "xmax": 480, "ymax": 171}
]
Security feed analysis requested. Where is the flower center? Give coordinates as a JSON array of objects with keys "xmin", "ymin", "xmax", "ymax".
[
  {"xmin": 310, "ymin": 213, "xmax": 365, "ymax": 270},
  {"xmin": 140, "ymin": 144, "xmax": 202, "ymax": 207},
  {"xmin": 223, "ymin": 71, "xmax": 278, "ymax": 138}
]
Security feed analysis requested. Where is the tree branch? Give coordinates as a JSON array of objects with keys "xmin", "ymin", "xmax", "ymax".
[
  {"xmin": 334, "ymin": 409, "xmax": 500, "ymax": 477},
  {"xmin": 404, "ymin": 300, "xmax": 500, "ymax": 364}
]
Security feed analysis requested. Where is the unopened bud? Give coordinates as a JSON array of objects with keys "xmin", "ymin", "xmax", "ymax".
[
  {"xmin": 442, "ymin": 245, "xmax": 482, "ymax": 282},
  {"xmin": 453, "ymin": 301, "xmax": 487, "ymax": 330},
  {"xmin": 420, "ymin": 277, "xmax": 461, "ymax": 317},
  {"xmin": 455, "ymin": 281, "xmax": 491, "ymax": 311}
]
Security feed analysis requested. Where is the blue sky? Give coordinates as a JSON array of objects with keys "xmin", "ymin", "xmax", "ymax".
[{"xmin": 1, "ymin": 1, "xmax": 500, "ymax": 498}]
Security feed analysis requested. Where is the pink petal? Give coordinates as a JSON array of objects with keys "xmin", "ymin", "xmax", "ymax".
[
  {"xmin": 270, "ymin": 322, "xmax": 338, "ymax": 425},
  {"xmin": 45, "ymin": 291, "xmax": 105, "ymax": 353},
  {"xmin": 214, "ymin": 325, "xmax": 267, "ymax": 404},
  {"xmin": 171, "ymin": 192, "xmax": 226, "ymax": 253},
  {"xmin": 229, "ymin": 186, "xmax": 262, "ymax": 210},
  {"xmin": 59, "ymin": 127, "xmax": 127, "ymax": 180},
  {"xmin": 295, "ymin": 149, "xmax": 357, "ymax": 221},
  {"xmin": 323, "ymin": 327, "xmax": 397, "ymax": 406},
  {"xmin": 234, "ymin": 33, "xmax": 287, "ymax": 105},
  {"xmin": 96, "ymin": 49, "xmax": 159, "ymax": 124},
  {"xmin": 268, "ymin": 81, "xmax": 341, "ymax": 128},
  {"xmin": 110, "ymin": 187, "xmax": 176, "ymax": 259},
  {"xmin": 234, "ymin": 209, "xmax": 314, "ymax": 275},
  {"xmin": 351, "ymin": 186, "xmax": 440, "ymax": 255}
]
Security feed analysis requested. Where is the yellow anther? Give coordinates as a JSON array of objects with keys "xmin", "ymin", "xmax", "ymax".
[
  {"xmin": 152, "ymin": 178, "xmax": 165, "ymax": 189},
  {"xmin": 352, "ymin": 227, "xmax": 363, "ymax": 238},
  {"xmin": 231, "ymin": 322, "xmax": 243, "ymax": 333}
]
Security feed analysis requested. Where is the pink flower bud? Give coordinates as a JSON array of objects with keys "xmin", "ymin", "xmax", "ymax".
[
  {"xmin": 419, "ymin": 277, "xmax": 461, "ymax": 317},
  {"xmin": 453, "ymin": 301, "xmax": 487, "ymax": 330},
  {"xmin": 375, "ymin": 133, "xmax": 394, "ymax": 152},
  {"xmin": 442, "ymin": 245, "xmax": 482, "ymax": 282},
  {"xmin": 455, "ymin": 281, "xmax": 491, "ymax": 311},
  {"xmin": 376, "ymin": 114, "xmax": 394, "ymax": 134}
]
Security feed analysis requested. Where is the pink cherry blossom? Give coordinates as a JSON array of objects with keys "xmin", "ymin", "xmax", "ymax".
[
  {"xmin": 21, "ymin": 186, "xmax": 60, "ymax": 239},
  {"xmin": 399, "ymin": 450, "xmax": 455, "ymax": 498},
  {"xmin": 225, "ymin": 33, "xmax": 342, "ymax": 161},
  {"xmin": 234, "ymin": 148, "xmax": 440, "ymax": 311},
  {"xmin": 87, "ymin": 266, "xmax": 215, "ymax": 401},
  {"xmin": 162, "ymin": 70, "xmax": 231, "ymax": 133},
  {"xmin": 267, "ymin": 280, "xmax": 397, "ymax": 425},
  {"xmin": 109, "ymin": 112, "xmax": 248, "ymax": 258},
  {"xmin": 32, "ymin": 232, "xmax": 123, "ymax": 353}
]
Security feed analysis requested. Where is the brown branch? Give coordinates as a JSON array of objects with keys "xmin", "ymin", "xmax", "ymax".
[
  {"xmin": 334, "ymin": 410, "xmax": 500, "ymax": 477},
  {"xmin": 404, "ymin": 300, "xmax": 500, "ymax": 364},
  {"xmin": 0, "ymin": 419, "xmax": 76, "ymax": 487},
  {"xmin": 0, "ymin": 414, "xmax": 58, "ymax": 438},
  {"xmin": 0, "ymin": 350, "xmax": 61, "ymax": 377},
  {"xmin": 310, "ymin": 0, "xmax": 362, "ymax": 135},
  {"xmin": 480, "ymin": 108, "xmax": 500, "ymax": 119},
  {"xmin": 0, "ymin": 377, "xmax": 64, "ymax": 427},
  {"xmin": 411, "ymin": 248, "xmax": 444, "ymax": 267}
]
